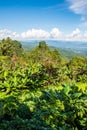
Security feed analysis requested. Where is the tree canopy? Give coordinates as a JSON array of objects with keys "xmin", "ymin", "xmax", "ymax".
[{"xmin": 0, "ymin": 37, "xmax": 23, "ymax": 56}]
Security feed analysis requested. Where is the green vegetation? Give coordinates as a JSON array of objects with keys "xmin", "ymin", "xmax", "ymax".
[
  {"xmin": 0, "ymin": 38, "xmax": 87, "ymax": 129},
  {"xmin": 0, "ymin": 37, "xmax": 23, "ymax": 56}
]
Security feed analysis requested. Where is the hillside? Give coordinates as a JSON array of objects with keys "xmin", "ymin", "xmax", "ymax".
[
  {"xmin": 21, "ymin": 40, "xmax": 87, "ymax": 58},
  {"xmin": 0, "ymin": 38, "xmax": 87, "ymax": 130}
]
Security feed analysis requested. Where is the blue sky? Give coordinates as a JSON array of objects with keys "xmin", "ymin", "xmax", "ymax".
[{"xmin": 0, "ymin": 0, "xmax": 87, "ymax": 41}]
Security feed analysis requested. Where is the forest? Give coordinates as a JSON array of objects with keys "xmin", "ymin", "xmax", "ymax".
[{"xmin": 0, "ymin": 37, "xmax": 87, "ymax": 130}]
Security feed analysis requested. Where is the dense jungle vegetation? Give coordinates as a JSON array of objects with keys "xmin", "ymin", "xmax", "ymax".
[{"xmin": 0, "ymin": 37, "xmax": 87, "ymax": 130}]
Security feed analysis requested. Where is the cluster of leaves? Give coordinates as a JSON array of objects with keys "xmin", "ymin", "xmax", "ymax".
[
  {"xmin": 0, "ymin": 84, "xmax": 87, "ymax": 129},
  {"xmin": 0, "ymin": 37, "xmax": 23, "ymax": 57},
  {"xmin": 0, "ymin": 59, "xmax": 52, "ymax": 93},
  {"xmin": 68, "ymin": 56, "xmax": 87, "ymax": 82},
  {"xmin": 0, "ymin": 58, "xmax": 71, "ymax": 94}
]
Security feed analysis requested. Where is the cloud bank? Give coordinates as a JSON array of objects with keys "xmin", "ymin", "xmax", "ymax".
[
  {"xmin": 0, "ymin": 28, "xmax": 87, "ymax": 41},
  {"xmin": 21, "ymin": 29, "xmax": 50, "ymax": 40},
  {"xmin": 67, "ymin": 0, "xmax": 87, "ymax": 14},
  {"xmin": 66, "ymin": 0, "xmax": 87, "ymax": 30},
  {"xmin": 0, "ymin": 29, "xmax": 19, "ymax": 39},
  {"xmin": 21, "ymin": 28, "xmax": 62, "ymax": 40}
]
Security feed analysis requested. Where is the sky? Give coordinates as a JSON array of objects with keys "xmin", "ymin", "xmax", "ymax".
[{"xmin": 0, "ymin": 0, "xmax": 87, "ymax": 41}]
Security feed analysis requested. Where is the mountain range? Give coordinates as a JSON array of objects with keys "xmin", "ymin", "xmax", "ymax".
[{"xmin": 21, "ymin": 40, "xmax": 87, "ymax": 58}]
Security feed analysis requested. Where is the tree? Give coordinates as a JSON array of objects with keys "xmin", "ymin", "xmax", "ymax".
[
  {"xmin": 38, "ymin": 41, "xmax": 49, "ymax": 50},
  {"xmin": 0, "ymin": 37, "xmax": 23, "ymax": 57},
  {"xmin": 68, "ymin": 56, "xmax": 87, "ymax": 81}
]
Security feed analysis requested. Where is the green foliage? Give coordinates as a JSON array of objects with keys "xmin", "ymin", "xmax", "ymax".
[
  {"xmin": 58, "ymin": 48, "xmax": 80, "ymax": 59},
  {"xmin": 0, "ymin": 39, "xmax": 87, "ymax": 129},
  {"xmin": 29, "ymin": 41, "xmax": 62, "ymax": 65},
  {"xmin": 0, "ymin": 84, "xmax": 87, "ymax": 129},
  {"xmin": 0, "ymin": 37, "xmax": 23, "ymax": 56},
  {"xmin": 68, "ymin": 56, "xmax": 87, "ymax": 82}
]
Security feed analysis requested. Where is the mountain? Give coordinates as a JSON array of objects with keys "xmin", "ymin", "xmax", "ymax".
[
  {"xmin": 21, "ymin": 40, "xmax": 87, "ymax": 58},
  {"xmin": 21, "ymin": 40, "xmax": 38, "ymax": 51}
]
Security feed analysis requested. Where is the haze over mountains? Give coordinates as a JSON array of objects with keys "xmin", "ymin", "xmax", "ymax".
[{"xmin": 21, "ymin": 40, "xmax": 87, "ymax": 58}]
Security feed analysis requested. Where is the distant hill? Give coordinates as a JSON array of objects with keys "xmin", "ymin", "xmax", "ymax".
[
  {"xmin": 21, "ymin": 40, "xmax": 87, "ymax": 58},
  {"xmin": 21, "ymin": 41, "xmax": 39, "ymax": 51}
]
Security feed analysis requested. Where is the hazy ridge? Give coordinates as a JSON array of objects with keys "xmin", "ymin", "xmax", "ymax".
[{"xmin": 21, "ymin": 40, "xmax": 87, "ymax": 58}]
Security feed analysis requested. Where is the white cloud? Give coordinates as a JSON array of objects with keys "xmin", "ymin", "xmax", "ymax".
[
  {"xmin": 21, "ymin": 29, "xmax": 50, "ymax": 40},
  {"xmin": 80, "ymin": 31, "xmax": 87, "ymax": 41},
  {"xmin": 67, "ymin": 0, "xmax": 87, "ymax": 14},
  {"xmin": 66, "ymin": 28, "xmax": 82, "ymax": 41},
  {"xmin": 68, "ymin": 28, "xmax": 80, "ymax": 37},
  {"xmin": 50, "ymin": 28, "xmax": 62, "ymax": 39},
  {"xmin": 0, "ymin": 29, "xmax": 19, "ymax": 39},
  {"xmin": 84, "ymin": 31, "xmax": 87, "ymax": 37},
  {"xmin": 0, "ymin": 28, "xmax": 63, "ymax": 40},
  {"xmin": 67, "ymin": 0, "xmax": 87, "ymax": 34},
  {"xmin": 21, "ymin": 28, "xmax": 63, "ymax": 40},
  {"xmin": 1, "ymin": 28, "xmax": 87, "ymax": 41}
]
